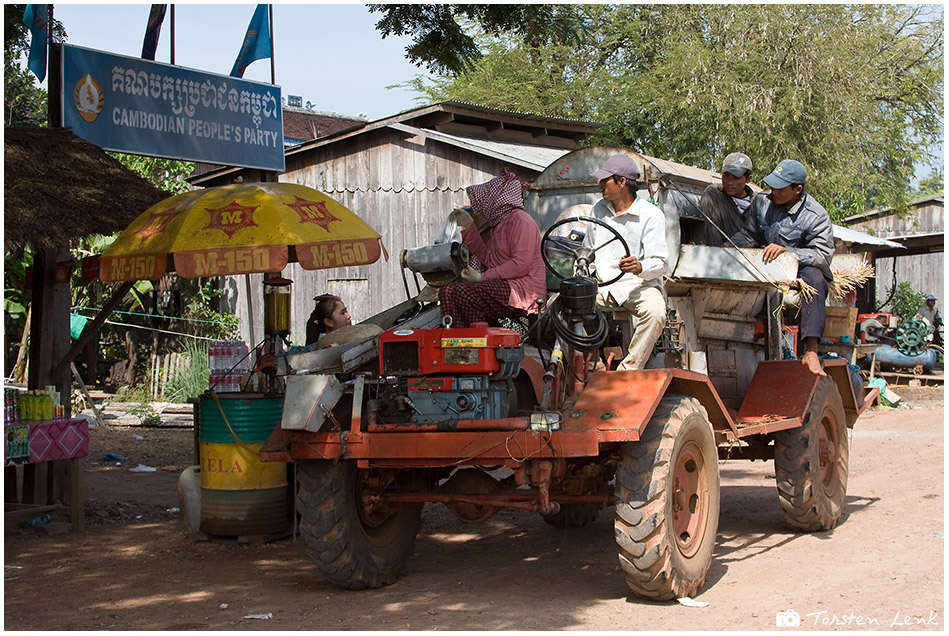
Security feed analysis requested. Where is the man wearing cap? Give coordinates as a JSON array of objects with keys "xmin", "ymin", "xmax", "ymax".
[
  {"xmin": 582, "ymin": 154, "xmax": 668, "ymax": 371},
  {"xmin": 697, "ymin": 152, "xmax": 755, "ymax": 246},
  {"xmin": 915, "ymin": 295, "xmax": 942, "ymax": 346},
  {"xmin": 731, "ymin": 159, "xmax": 835, "ymax": 376}
]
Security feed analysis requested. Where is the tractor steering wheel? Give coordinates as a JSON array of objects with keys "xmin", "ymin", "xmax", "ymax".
[{"xmin": 541, "ymin": 216, "xmax": 631, "ymax": 287}]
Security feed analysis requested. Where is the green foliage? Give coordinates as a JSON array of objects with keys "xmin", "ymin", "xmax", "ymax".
[
  {"xmin": 406, "ymin": 4, "xmax": 944, "ymax": 221},
  {"xmin": 4, "ymin": 4, "xmax": 66, "ymax": 126},
  {"xmin": 181, "ymin": 281, "xmax": 239, "ymax": 341},
  {"xmin": 884, "ymin": 281, "xmax": 928, "ymax": 321},
  {"xmin": 369, "ymin": 4, "xmax": 586, "ymax": 75},
  {"xmin": 162, "ymin": 339, "xmax": 211, "ymax": 403},
  {"xmin": 914, "ymin": 170, "xmax": 945, "ymax": 197},
  {"xmin": 107, "ymin": 153, "xmax": 194, "ymax": 195},
  {"xmin": 126, "ymin": 401, "xmax": 162, "ymax": 426}
]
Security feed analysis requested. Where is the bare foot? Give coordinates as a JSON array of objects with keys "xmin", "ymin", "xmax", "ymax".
[{"xmin": 801, "ymin": 351, "xmax": 827, "ymax": 376}]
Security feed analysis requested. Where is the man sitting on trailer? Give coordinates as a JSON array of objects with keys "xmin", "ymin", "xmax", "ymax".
[
  {"xmin": 584, "ymin": 154, "xmax": 668, "ymax": 371},
  {"xmin": 730, "ymin": 160, "xmax": 834, "ymax": 376},
  {"xmin": 697, "ymin": 152, "xmax": 755, "ymax": 246}
]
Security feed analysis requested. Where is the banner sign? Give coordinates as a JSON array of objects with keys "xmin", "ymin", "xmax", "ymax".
[{"xmin": 61, "ymin": 44, "xmax": 284, "ymax": 171}]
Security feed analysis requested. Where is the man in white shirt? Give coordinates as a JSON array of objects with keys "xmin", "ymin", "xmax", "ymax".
[
  {"xmin": 916, "ymin": 294, "xmax": 942, "ymax": 346},
  {"xmin": 583, "ymin": 154, "xmax": 668, "ymax": 371}
]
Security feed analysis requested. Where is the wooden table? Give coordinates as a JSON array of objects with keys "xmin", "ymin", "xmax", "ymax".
[
  {"xmin": 817, "ymin": 341, "xmax": 880, "ymax": 366},
  {"xmin": 5, "ymin": 418, "xmax": 89, "ymax": 531}
]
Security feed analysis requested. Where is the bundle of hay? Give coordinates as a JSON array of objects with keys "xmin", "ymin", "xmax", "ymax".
[{"xmin": 829, "ymin": 260, "xmax": 875, "ymax": 300}]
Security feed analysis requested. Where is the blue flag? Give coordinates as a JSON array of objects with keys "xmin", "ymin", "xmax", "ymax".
[
  {"xmin": 230, "ymin": 4, "xmax": 271, "ymax": 78},
  {"xmin": 141, "ymin": 4, "xmax": 167, "ymax": 61},
  {"xmin": 22, "ymin": 4, "xmax": 49, "ymax": 82}
]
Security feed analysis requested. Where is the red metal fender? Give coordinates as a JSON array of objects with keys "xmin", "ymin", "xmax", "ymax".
[
  {"xmin": 561, "ymin": 368, "xmax": 737, "ymax": 443},
  {"xmin": 735, "ymin": 359, "xmax": 871, "ymax": 428},
  {"xmin": 518, "ymin": 356, "xmax": 547, "ymax": 406}
]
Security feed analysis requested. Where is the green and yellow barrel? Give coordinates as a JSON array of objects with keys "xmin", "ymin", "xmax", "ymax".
[{"xmin": 198, "ymin": 393, "xmax": 289, "ymax": 536}]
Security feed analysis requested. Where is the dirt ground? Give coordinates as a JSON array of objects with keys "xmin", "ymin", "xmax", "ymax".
[{"xmin": 4, "ymin": 387, "xmax": 944, "ymax": 631}]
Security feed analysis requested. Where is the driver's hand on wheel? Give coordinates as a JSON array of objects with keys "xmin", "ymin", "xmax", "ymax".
[
  {"xmin": 460, "ymin": 267, "xmax": 482, "ymax": 282},
  {"xmin": 618, "ymin": 256, "xmax": 642, "ymax": 275}
]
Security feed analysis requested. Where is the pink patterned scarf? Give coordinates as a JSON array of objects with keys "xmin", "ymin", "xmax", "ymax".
[{"xmin": 465, "ymin": 169, "xmax": 530, "ymax": 226}]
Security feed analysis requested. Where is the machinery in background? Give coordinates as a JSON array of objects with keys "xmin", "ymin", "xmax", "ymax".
[{"xmin": 858, "ymin": 312, "xmax": 940, "ymax": 373}]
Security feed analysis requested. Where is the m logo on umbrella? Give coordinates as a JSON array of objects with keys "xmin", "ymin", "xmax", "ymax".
[{"xmin": 204, "ymin": 201, "xmax": 261, "ymax": 239}]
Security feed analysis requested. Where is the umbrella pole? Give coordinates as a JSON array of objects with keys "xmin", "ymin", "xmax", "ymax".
[{"xmin": 244, "ymin": 274, "xmax": 256, "ymax": 349}]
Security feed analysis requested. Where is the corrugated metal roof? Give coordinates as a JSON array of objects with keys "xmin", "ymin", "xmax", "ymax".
[
  {"xmin": 387, "ymin": 123, "xmax": 570, "ymax": 172},
  {"xmin": 832, "ymin": 224, "xmax": 904, "ymax": 248}
]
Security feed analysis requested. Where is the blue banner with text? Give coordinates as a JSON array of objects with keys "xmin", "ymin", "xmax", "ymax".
[{"xmin": 62, "ymin": 44, "xmax": 284, "ymax": 171}]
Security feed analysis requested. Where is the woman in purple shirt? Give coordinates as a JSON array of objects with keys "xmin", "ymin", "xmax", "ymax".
[{"xmin": 438, "ymin": 169, "xmax": 547, "ymax": 328}]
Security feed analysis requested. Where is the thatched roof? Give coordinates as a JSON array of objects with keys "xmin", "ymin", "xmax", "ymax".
[{"xmin": 4, "ymin": 126, "xmax": 172, "ymax": 252}]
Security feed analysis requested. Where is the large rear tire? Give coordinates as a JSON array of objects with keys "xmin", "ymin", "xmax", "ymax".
[
  {"xmin": 297, "ymin": 460, "xmax": 422, "ymax": 589},
  {"xmin": 614, "ymin": 395, "xmax": 720, "ymax": 601},
  {"xmin": 773, "ymin": 376, "xmax": 848, "ymax": 531}
]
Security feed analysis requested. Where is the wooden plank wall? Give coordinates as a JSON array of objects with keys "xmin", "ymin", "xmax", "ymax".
[
  {"xmin": 872, "ymin": 252, "xmax": 944, "ymax": 309},
  {"xmin": 220, "ymin": 128, "xmax": 542, "ymax": 346},
  {"xmin": 847, "ymin": 198, "xmax": 944, "ymax": 309}
]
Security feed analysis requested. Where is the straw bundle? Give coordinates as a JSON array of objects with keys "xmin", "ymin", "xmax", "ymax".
[{"xmin": 829, "ymin": 261, "xmax": 875, "ymax": 300}]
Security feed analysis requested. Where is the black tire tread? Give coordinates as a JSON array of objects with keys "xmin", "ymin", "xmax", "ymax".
[
  {"xmin": 773, "ymin": 376, "xmax": 849, "ymax": 531},
  {"xmin": 614, "ymin": 395, "xmax": 720, "ymax": 601},
  {"xmin": 296, "ymin": 461, "xmax": 421, "ymax": 589}
]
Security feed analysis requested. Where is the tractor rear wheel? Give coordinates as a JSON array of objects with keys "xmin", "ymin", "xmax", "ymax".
[
  {"xmin": 773, "ymin": 375, "xmax": 848, "ymax": 531},
  {"xmin": 296, "ymin": 460, "xmax": 422, "ymax": 589},
  {"xmin": 614, "ymin": 395, "xmax": 720, "ymax": 601}
]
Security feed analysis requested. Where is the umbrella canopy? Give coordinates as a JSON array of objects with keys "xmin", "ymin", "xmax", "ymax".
[{"xmin": 98, "ymin": 182, "xmax": 383, "ymax": 281}]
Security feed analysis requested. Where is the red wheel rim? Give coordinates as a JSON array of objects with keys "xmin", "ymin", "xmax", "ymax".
[
  {"xmin": 672, "ymin": 440, "xmax": 710, "ymax": 558},
  {"xmin": 818, "ymin": 410, "xmax": 839, "ymax": 488}
]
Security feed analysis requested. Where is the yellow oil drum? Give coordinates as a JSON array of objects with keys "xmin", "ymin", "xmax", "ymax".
[{"xmin": 198, "ymin": 393, "xmax": 289, "ymax": 536}]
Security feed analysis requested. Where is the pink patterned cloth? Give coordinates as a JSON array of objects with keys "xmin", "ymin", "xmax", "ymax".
[
  {"xmin": 461, "ymin": 209, "xmax": 547, "ymax": 314},
  {"xmin": 465, "ymin": 168, "xmax": 530, "ymax": 226}
]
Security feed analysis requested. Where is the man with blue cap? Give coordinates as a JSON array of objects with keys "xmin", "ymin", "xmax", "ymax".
[{"xmin": 731, "ymin": 159, "xmax": 835, "ymax": 376}]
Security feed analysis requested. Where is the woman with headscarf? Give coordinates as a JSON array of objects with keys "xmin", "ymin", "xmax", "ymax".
[{"xmin": 438, "ymin": 169, "xmax": 547, "ymax": 328}]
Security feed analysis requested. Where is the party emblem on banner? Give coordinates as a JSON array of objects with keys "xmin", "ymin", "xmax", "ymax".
[{"xmin": 73, "ymin": 74, "xmax": 104, "ymax": 123}]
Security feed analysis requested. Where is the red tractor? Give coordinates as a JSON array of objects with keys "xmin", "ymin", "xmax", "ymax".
[{"xmin": 260, "ymin": 148, "xmax": 877, "ymax": 600}]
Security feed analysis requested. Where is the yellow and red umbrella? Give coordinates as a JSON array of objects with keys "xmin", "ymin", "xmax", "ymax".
[{"xmin": 96, "ymin": 182, "xmax": 383, "ymax": 282}]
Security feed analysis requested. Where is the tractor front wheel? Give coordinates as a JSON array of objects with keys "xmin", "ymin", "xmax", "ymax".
[
  {"xmin": 296, "ymin": 460, "xmax": 422, "ymax": 589},
  {"xmin": 614, "ymin": 395, "xmax": 720, "ymax": 601}
]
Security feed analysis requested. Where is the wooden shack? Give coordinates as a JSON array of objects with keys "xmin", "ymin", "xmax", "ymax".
[{"xmin": 844, "ymin": 194, "xmax": 945, "ymax": 307}]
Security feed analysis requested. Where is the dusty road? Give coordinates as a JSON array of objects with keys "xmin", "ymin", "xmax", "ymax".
[{"xmin": 4, "ymin": 389, "xmax": 944, "ymax": 630}]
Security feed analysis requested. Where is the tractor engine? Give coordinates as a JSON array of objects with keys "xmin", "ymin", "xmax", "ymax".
[{"xmin": 369, "ymin": 323, "xmax": 524, "ymax": 426}]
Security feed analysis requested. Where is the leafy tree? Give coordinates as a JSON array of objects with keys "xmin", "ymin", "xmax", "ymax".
[
  {"xmin": 914, "ymin": 169, "xmax": 945, "ymax": 197},
  {"xmin": 405, "ymin": 4, "xmax": 944, "ymax": 221},
  {"xmin": 107, "ymin": 153, "xmax": 194, "ymax": 195},
  {"xmin": 883, "ymin": 281, "xmax": 927, "ymax": 321},
  {"xmin": 368, "ymin": 4, "xmax": 587, "ymax": 75},
  {"xmin": 3, "ymin": 4, "xmax": 64, "ymax": 125}
]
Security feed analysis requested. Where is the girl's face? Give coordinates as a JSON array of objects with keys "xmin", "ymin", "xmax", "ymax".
[{"xmin": 323, "ymin": 301, "xmax": 352, "ymax": 332}]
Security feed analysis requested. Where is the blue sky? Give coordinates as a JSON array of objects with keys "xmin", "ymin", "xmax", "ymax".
[{"xmin": 49, "ymin": 3, "xmax": 435, "ymax": 120}]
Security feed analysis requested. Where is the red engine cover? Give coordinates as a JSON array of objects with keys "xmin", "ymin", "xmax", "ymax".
[
  {"xmin": 858, "ymin": 313, "xmax": 896, "ymax": 328},
  {"xmin": 379, "ymin": 322, "xmax": 520, "ymax": 375}
]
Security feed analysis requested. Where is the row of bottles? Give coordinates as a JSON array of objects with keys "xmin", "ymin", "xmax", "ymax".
[{"xmin": 4, "ymin": 386, "xmax": 65, "ymax": 424}]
